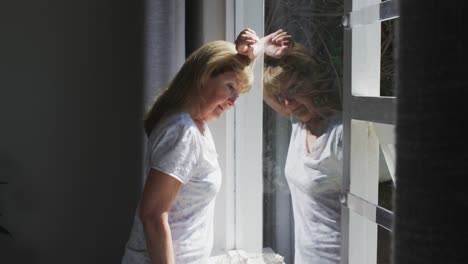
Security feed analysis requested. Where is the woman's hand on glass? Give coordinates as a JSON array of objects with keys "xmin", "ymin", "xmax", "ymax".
[{"xmin": 235, "ymin": 28, "xmax": 261, "ymax": 60}]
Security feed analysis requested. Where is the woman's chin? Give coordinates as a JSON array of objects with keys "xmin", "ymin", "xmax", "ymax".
[
  {"xmin": 297, "ymin": 116, "xmax": 312, "ymax": 123},
  {"xmin": 203, "ymin": 113, "xmax": 221, "ymax": 122},
  {"xmin": 292, "ymin": 108, "xmax": 312, "ymax": 122}
]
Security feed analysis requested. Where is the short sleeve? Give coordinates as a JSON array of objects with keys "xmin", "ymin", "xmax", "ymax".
[
  {"xmin": 149, "ymin": 121, "xmax": 200, "ymax": 184},
  {"xmin": 331, "ymin": 123, "xmax": 343, "ymax": 161}
]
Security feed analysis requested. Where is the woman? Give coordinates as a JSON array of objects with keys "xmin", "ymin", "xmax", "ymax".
[
  {"xmin": 122, "ymin": 33, "xmax": 256, "ymax": 264},
  {"xmin": 241, "ymin": 30, "xmax": 343, "ymax": 263}
]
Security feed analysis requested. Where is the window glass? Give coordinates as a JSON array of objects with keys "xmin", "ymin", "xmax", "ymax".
[
  {"xmin": 263, "ymin": 1, "xmax": 344, "ymax": 263},
  {"xmin": 263, "ymin": 0, "xmax": 397, "ymax": 263}
]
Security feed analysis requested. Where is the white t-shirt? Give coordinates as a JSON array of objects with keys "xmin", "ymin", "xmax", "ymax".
[
  {"xmin": 285, "ymin": 113, "xmax": 343, "ymax": 264},
  {"xmin": 122, "ymin": 112, "xmax": 222, "ymax": 264}
]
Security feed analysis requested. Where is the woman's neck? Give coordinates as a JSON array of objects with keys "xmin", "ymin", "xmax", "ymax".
[
  {"xmin": 305, "ymin": 117, "xmax": 327, "ymax": 137},
  {"xmin": 177, "ymin": 106, "xmax": 206, "ymax": 135},
  {"xmin": 304, "ymin": 110, "xmax": 338, "ymax": 137},
  {"xmin": 190, "ymin": 113, "xmax": 206, "ymax": 135}
]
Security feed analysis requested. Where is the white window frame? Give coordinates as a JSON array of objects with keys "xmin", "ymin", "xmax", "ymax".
[
  {"xmin": 341, "ymin": 0, "xmax": 398, "ymax": 263},
  {"xmin": 211, "ymin": 0, "xmax": 264, "ymax": 255},
  {"xmin": 232, "ymin": 0, "xmax": 264, "ymax": 253}
]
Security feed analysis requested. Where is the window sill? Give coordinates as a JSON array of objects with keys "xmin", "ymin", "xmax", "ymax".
[{"xmin": 210, "ymin": 248, "xmax": 285, "ymax": 264}]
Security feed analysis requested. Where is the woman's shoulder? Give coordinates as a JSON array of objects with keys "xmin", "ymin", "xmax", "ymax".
[
  {"xmin": 327, "ymin": 112, "xmax": 343, "ymax": 158},
  {"xmin": 161, "ymin": 112, "xmax": 194, "ymax": 127},
  {"xmin": 328, "ymin": 113, "xmax": 343, "ymax": 140},
  {"xmin": 149, "ymin": 112, "xmax": 198, "ymax": 140}
]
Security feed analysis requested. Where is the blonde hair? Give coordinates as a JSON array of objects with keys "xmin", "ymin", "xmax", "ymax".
[
  {"xmin": 144, "ymin": 41, "xmax": 253, "ymax": 135},
  {"xmin": 263, "ymin": 44, "xmax": 341, "ymax": 115}
]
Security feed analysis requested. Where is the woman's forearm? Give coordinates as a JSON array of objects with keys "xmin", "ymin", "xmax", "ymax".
[{"xmin": 142, "ymin": 214, "xmax": 175, "ymax": 264}]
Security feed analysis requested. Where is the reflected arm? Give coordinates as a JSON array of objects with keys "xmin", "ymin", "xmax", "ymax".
[
  {"xmin": 235, "ymin": 28, "xmax": 292, "ymax": 60},
  {"xmin": 261, "ymin": 29, "xmax": 293, "ymax": 118},
  {"xmin": 235, "ymin": 28, "xmax": 293, "ymax": 118},
  {"xmin": 261, "ymin": 29, "xmax": 292, "ymax": 58}
]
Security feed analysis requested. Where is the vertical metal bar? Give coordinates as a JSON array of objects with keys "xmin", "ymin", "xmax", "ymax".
[{"xmin": 341, "ymin": 0, "xmax": 353, "ymax": 262}]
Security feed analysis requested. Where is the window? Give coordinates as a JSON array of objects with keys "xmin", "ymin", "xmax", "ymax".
[{"xmin": 212, "ymin": 1, "xmax": 398, "ymax": 263}]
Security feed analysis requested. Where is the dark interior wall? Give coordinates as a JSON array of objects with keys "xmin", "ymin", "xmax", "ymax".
[
  {"xmin": 395, "ymin": 1, "xmax": 468, "ymax": 263},
  {"xmin": 0, "ymin": 1, "xmax": 143, "ymax": 263},
  {"xmin": 185, "ymin": 0, "xmax": 203, "ymax": 57}
]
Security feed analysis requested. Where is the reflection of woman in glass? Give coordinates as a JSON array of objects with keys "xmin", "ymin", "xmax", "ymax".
[
  {"xmin": 238, "ymin": 29, "xmax": 343, "ymax": 263},
  {"xmin": 122, "ymin": 35, "xmax": 254, "ymax": 264}
]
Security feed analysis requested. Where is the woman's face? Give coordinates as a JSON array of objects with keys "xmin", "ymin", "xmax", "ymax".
[
  {"xmin": 278, "ymin": 77, "xmax": 317, "ymax": 122},
  {"xmin": 199, "ymin": 71, "xmax": 242, "ymax": 122}
]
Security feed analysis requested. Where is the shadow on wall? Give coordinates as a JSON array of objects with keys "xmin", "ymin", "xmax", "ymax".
[
  {"xmin": 0, "ymin": 0, "xmax": 144, "ymax": 262},
  {"xmin": 0, "ymin": 154, "xmax": 38, "ymax": 261}
]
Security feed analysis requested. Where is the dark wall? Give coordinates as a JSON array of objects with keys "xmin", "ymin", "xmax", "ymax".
[
  {"xmin": 0, "ymin": 1, "xmax": 143, "ymax": 263},
  {"xmin": 185, "ymin": 0, "xmax": 202, "ymax": 57},
  {"xmin": 395, "ymin": 1, "xmax": 468, "ymax": 263}
]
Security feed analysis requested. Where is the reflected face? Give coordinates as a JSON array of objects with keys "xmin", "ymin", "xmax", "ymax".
[
  {"xmin": 278, "ymin": 78, "xmax": 316, "ymax": 122},
  {"xmin": 199, "ymin": 71, "xmax": 242, "ymax": 122}
]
